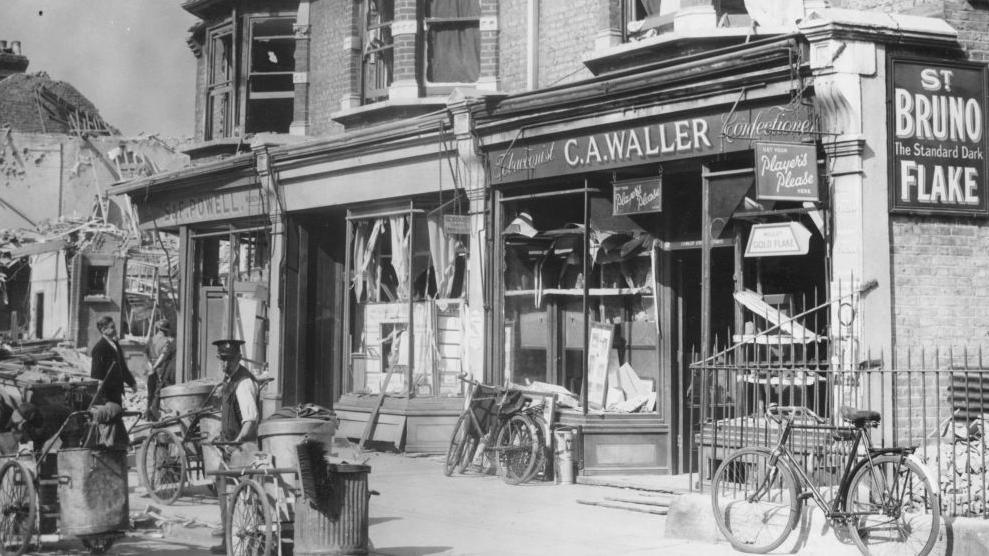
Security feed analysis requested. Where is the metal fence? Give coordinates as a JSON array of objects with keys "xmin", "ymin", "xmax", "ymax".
[
  {"xmin": 688, "ymin": 283, "xmax": 989, "ymax": 518},
  {"xmin": 690, "ymin": 343, "xmax": 989, "ymax": 518}
]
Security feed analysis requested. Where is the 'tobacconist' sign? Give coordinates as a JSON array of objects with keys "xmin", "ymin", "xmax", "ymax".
[{"xmin": 889, "ymin": 58, "xmax": 989, "ymax": 216}]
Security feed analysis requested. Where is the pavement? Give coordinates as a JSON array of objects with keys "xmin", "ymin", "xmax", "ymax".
[
  {"xmin": 19, "ymin": 449, "xmax": 728, "ymax": 556},
  {"xmin": 25, "ymin": 449, "xmax": 987, "ymax": 555}
]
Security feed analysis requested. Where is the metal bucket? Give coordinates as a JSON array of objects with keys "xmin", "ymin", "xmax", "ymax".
[
  {"xmin": 159, "ymin": 382, "xmax": 217, "ymax": 418},
  {"xmin": 57, "ymin": 448, "xmax": 129, "ymax": 536},
  {"xmin": 258, "ymin": 418, "xmax": 336, "ymax": 489},
  {"xmin": 294, "ymin": 464, "xmax": 371, "ymax": 556}
]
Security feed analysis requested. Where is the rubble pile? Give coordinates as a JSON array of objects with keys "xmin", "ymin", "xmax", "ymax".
[{"xmin": 929, "ymin": 419, "xmax": 989, "ymax": 516}]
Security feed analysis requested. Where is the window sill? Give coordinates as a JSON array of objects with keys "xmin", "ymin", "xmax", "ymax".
[
  {"xmin": 83, "ymin": 295, "xmax": 112, "ymax": 303},
  {"xmin": 331, "ymin": 97, "xmax": 449, "ymax": 130},
  {"xmin": 583, "ymin": 27, "xmax": 784, "ymax": 76}
]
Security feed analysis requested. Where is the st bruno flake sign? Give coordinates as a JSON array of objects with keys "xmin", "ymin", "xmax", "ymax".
[{"xmin": 889, "ymin": 58, "xmax": 989, "ymax": 216}]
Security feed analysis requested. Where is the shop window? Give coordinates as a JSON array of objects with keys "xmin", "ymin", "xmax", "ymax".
[
  {"xmin": 84, "ymin": 266, "xmax": 110, "ymax": 298},
  {"xmin": 192, "ymin": 228, "xmax": 272, "ymax": 380},
  {"xmin": 346, "ymin": 207, "xmax": 469, "ymax": 397},
  {"xmin": 500, "ymin": 193, "xmax": 660, "ymax": 414}
]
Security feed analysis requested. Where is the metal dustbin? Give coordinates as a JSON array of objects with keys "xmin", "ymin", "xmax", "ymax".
[
  {"xmin": 294, "ymin": 464, "xmax": 371, "ymax": 556},
  {"xmin": 553, "ymin": 427, "xmax": 576, "ymax": 484},
  {"xmin": 57, "ymin": 448, "xmax": 129, "ymax": 535}
]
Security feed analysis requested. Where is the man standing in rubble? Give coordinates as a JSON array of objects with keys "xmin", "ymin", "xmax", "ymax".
[
  {"xmin": 144, "ymin": 319, "xmax": 176, "ymax": 420},
  {"xmin": 210, "ymin": 338, "xmax": 260, "ymax": 554},
  {"xmin": 89, "ymin": 316, "xmax": 137, "ymax": 448}
]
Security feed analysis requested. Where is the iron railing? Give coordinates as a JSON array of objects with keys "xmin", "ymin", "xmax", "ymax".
[{"xmin": 689, "ymin": 306, "xmax": 989, "ymax": 517}]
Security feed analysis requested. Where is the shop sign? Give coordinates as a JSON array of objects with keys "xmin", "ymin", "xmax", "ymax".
[
  {"xmin": 443, "ymin": 214, "xmax": 470, "ymax": 235},
  {"xmin": 489, "ymin": 104, "xmax": 818, "ymax": 184},
  {"xmin": 754, "ymin": 142, "xmax": 819, "ymax": 201},
  {"xmin": 889, "ymin": 58, "xmax": 989, "ymax": 216},
  {"xmin": 744, "ymin": 222, "xmax": 811, "ymax": 257},
  {"xmin": 613, "ymin": 177, "xmax": 662, "ymax": 215},
  {"xmin": 141, "ymin": 188, "xmax": 265, "ymax": 227}
]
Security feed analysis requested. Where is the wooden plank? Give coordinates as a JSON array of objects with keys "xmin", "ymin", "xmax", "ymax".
[
  {"xmin": 357, "ymin": 363, "xmax": 402, "ymax": 451},
  {"xmin": 576, "ymin": 499, "xmax": 669, "ymax": 515}
]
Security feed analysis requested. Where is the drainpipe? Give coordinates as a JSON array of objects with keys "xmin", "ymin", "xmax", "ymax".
[
  {"xmin": 254, "ymin": 144, "xmax": 283, "ymax": 419},
  {"xmin": 526, "ymin": 0, "xmax": 539, "ymax": 90}
]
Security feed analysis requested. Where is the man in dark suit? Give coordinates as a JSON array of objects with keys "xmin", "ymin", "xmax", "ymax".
[{"xmin": 89, "ymin": 316, "xmax": 137, "ymax": 448}]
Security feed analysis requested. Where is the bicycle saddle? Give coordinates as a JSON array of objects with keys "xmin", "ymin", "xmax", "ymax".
[{"xmin": 839, "ymin": 406, "xmax": 880, "ymax": 427}]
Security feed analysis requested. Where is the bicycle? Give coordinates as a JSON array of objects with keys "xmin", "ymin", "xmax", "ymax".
[
  {"xmin": 443, "ymin": 374, "xmax": 543, "ymax": 485},
  {"xmin": 710, "ymin": 405, "xmax": 941, "ymax": 556},
  {"xmin": 206, "ymin": 443, "xmax": 298, "ymax": 556}
]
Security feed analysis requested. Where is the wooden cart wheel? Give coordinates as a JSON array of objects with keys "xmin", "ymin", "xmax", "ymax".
[
  {"xmin": 226, "ymin": 479, "xmax": 274, "ymax": 556},
  {"xmin": 139, "ymin": 429, "xmax": 188, "ymax": 505},
  {"xmin": 0, "ymin": 460, "xmax": 37, "ymax": 556}
]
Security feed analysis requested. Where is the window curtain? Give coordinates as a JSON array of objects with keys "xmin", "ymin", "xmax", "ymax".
[
  {"xmin": 352, "ymin": 219, "xmax": 384, "ymax": 302},
  {"xmin": 426, "ymin": 213, "xmax": 459, "ymax": 298},
  {"xmin": 425, "ymin": 0, "xmax": 480, "ymax": 82},
  {"xmin": 389, "ymin": 215, "xmax": 410, "ymax": 301}
]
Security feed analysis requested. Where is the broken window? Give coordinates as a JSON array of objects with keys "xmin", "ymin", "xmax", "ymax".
[
  {"xmin": 346, "ymin": 205, "xmax": 469, "ymax": 398},
  {"xmin": 246, "ymin": 17, "xmax": 296, "ymax": 134},
  {"xmin": 192, "ymin": 228, "xmax": 271, "ymax": 380},
  {"xmin": 85, "ymin": 265, "xmax": 109, "ymax": 298},
  {"xmin": 202, "ymin": 13, "xmax": 296, "ymax": 139}
]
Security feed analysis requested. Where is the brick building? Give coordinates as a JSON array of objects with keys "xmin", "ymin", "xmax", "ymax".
[
  {"xmin": 0, "ymin": 41, "xmax": 187, "ymax": 355},
  {"xmin": 117, "ymin": 0, "xmax": 989, "ymax": 475}
]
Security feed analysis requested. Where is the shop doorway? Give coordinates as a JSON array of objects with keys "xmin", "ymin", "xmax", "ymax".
[{"xmin": 669, "ymin": 245, "xmax": 737, "ymax": 473}]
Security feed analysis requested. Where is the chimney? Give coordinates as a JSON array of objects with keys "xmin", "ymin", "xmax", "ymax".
[{"xmin": 0, "ymin": 39, "xmax": 29, "ymax": 79}]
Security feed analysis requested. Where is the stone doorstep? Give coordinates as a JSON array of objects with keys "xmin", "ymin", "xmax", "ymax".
[{"xmin": 665, "ymin": 492, "xmax": 989, "ymax": 556}]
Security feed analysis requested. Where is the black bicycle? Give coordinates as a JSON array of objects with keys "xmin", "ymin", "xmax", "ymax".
[
  {"xmin": 443, "ymin": 374, "xmax": 542, "ymax": 485},
  {"xmin": 711, "ymin": 405, "xmax": 940, "ymax": 556}
]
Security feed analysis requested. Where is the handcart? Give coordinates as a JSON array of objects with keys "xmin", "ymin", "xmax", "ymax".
[
  {"xmin": 0, "ymin": 401, "xmax": 137, "ymax": 555},
  {"xmin": 135, "ymin": 381, "xmax": 223, "ymax": 505}
]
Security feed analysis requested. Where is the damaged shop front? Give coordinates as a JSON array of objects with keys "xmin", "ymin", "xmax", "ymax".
[
  {"xmin": 474, "ymin": 36, "xmax": 831, "ymax": 475},
  {"xmin": 114, "ymin": 153, "xmax": 275, "ymax": 398},
  {"xmin": 269, "ymin": 113, "xmax": 479, "ymax": 452}
]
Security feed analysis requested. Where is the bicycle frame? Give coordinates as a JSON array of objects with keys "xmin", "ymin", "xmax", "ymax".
[{"xmin": 766, "ymin": 412, "xmax": 908, "ymax": 521}]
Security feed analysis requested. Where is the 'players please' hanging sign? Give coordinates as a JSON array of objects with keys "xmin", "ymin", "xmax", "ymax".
[
  {"xmin": 889, "ymin": 58, "xmax": 989, "ymax": 216},
  {"xmin": 754, "ymin": 142, "xmax": 819, "ymax": 201}
]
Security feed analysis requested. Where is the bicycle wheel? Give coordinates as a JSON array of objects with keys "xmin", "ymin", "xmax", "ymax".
[
  {"xmin": 0, "ymin": 460, "xmax": 36, "ymax": 556},
  {"xmin": 495, "ymin": 414, "xmax": 539, "ymax": 485},
  {"xmin": 226, "ymin": 479, "xmax": 274, "ymax": 556},
  {"xmin": 710, "ymin": 447, "xmax": 801, "ymax": 554},
  {"xmin": 444, "ymin": 412, "xmax": 471, "ymax": 476},
  {"xmin": 139, "ymin": 429, "xmax": 188, "ymax": 505},
  {"xmin": 844, "ymin": 454, "xmax": 940, "ymax": 556}
]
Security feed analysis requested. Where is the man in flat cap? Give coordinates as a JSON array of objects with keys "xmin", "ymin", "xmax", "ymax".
[
  {"xmin": 210, "ymin": 338, "xmax": 260, "ymax": 554},
  {"xmin": 144, "ymin": 319, "xmax": 176, "ymax": 421}
]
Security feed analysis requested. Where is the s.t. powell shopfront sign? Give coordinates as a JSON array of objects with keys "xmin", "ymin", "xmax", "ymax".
[
  {"xmin": 889, "ymin": 58, "xmax": 989, "ymax": 216},
  {"xmin": 489, "ymin": 104, "xmax": 819, "ymax": 185}
]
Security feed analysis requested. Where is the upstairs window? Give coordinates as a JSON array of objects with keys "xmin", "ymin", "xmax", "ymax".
[
  {"xmin": 202, "ymin": 14, "xmax": 296, "ymax": 140},
  {"xmin": 206, "ymin": 24, "xmax": 234, "ymax": 140},
  {"xmin": 362, "ymin": 0, "xmax": 395, "ymax": 104},
  {"xmin": 246, "ymin": 17, "xmax": 296, "ymax": 134},
  {"xmin": 423, "ymin": 0, "xmax": 480, "ymax": 84}
]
